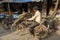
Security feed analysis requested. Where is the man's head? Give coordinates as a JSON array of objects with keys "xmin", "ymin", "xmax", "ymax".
[{"xmin": 33, "ymin": 6, "xmax": 39, "ymax": 12}]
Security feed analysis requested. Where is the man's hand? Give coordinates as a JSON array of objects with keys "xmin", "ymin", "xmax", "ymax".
[
  {"xmin": 27, "ymin": 19, "xmax": 32, "ymax": 21},
  {"xmin": 12, "ymin": 23, "xmax": 16, "ymax": 27},
  {"xmin": 27, "ymin": 19, "xmax": 34, "ymax": 22}
]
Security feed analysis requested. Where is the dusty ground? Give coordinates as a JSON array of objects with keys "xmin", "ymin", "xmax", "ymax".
[{"xmin": 0, "ymin": 24, "xmax": 60, "ymax": 40}]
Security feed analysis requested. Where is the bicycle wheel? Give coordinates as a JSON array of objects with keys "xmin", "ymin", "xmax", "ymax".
[{"xmin": 34, "ymin": 25, "xmax": 48, "ymax": 39}]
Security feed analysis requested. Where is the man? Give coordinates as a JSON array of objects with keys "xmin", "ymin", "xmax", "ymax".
[{"xmin": 27, "ymin": 6, "xmax": 41, "ymax": 35}]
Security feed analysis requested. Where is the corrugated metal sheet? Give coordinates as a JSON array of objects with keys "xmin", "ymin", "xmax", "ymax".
[
  {"xmin": 32, "ymin": 0, "xmax": 41, "ymax": 2},
  {"xmin": 2, "ymin": 0, "xmax": 42, "ymax": 2},
  {"xmin": 13, "ymin": 0, "xmax": 42, "ymax": 3},
  {"xmin": 11, "ymin": 0, "xmax": 41, "ymax": 2},
  {"xmin": 13, "ymin": 0, "xmax": 32, "ymax": 3}
]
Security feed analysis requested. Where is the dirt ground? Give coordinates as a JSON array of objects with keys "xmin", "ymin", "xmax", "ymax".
[{"xmin": 0, "ymin": 24, "xmax": 60, "ymax": 40}]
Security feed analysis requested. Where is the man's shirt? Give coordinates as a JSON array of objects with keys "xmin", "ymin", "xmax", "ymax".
[{"xmin": 28, "ymin": 10, "xmax": 41, "ymax": 23}]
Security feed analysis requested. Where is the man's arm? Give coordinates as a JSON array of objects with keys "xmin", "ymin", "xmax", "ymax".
[{"xmin": 28, "ymin": 12, "xmax": 38, "ymax": 20}]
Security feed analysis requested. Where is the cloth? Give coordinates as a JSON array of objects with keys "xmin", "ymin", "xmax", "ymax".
[{"xmin": 28, "ymin": 10, "xmax": 41, "ymax": 23}]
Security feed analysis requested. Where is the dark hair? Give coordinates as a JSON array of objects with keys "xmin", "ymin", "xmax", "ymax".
[{"xmin": 33, "ymin": 6, "xmax": 39, "ymax": 10}]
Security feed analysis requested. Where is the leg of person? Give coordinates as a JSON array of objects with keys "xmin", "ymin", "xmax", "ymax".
[{"xmin": 29, "ymin": 21, "xmax": 39, "ymax": 35}]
